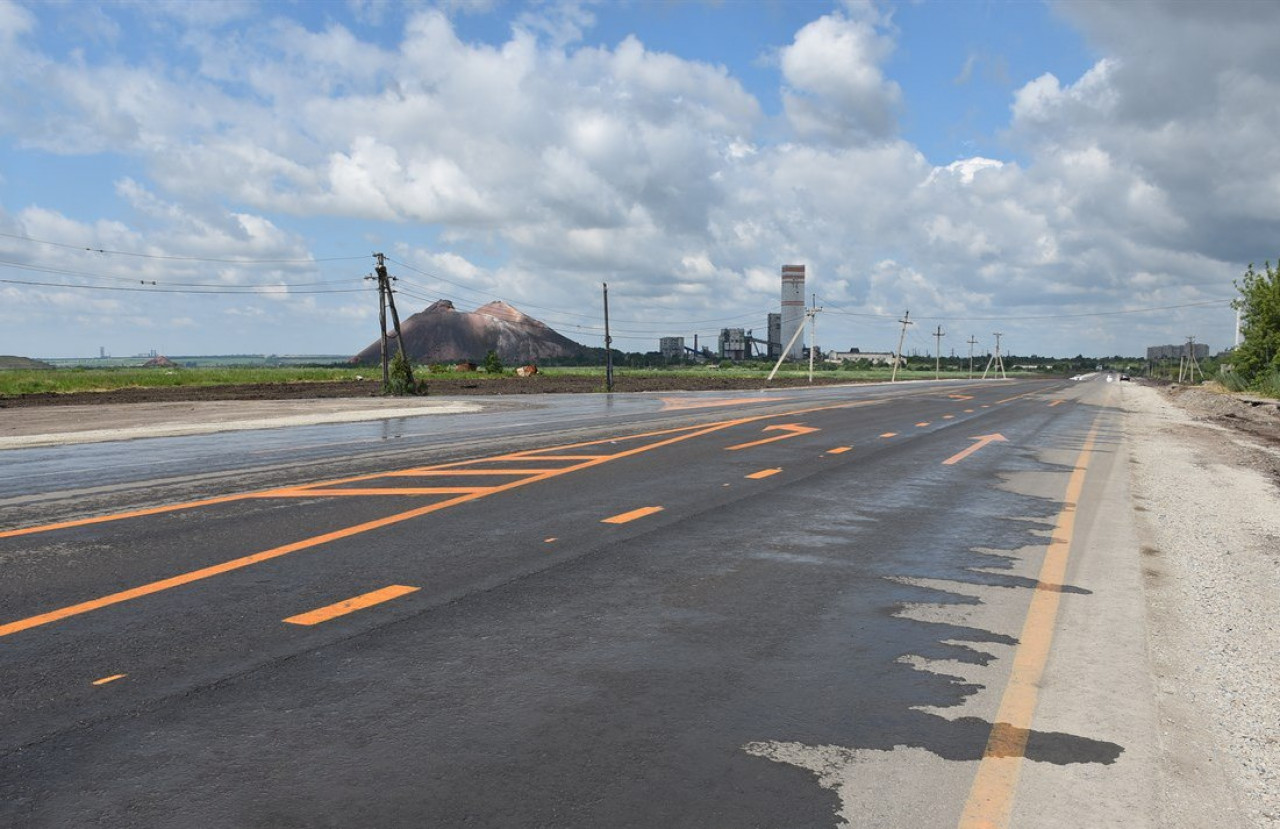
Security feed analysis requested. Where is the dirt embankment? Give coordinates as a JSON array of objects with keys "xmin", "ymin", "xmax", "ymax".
[{"xmin": 0, "ymin": 374, "xmax": 856, "ymax": 408}]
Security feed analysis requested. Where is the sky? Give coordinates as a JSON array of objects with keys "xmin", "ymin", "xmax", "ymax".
[{"xmin": 2, "ymin": 0, "xmax": 1277, "ymax": 361}]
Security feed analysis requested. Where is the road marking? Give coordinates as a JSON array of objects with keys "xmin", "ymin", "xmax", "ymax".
[
  {"xmin": 602, "ymin": 506, "xmax": 664, "ymax": 524},
  {"xmin": 964, "ymin": 409, "xmax": 975, "ymax": 413},
  {"xmin": 942, "ymin": 434, "xmax": 1008, "ymax": 465},
  {"xmin": 284, "ymin": 585, "xmax": 420, "ymax": 626},
  {"xmin": 92, "ymin": 673, "xmax": 126, "ymax": 686},
  {"xmin": 660, "ymin": 395, "xmax": 785, "ymax": 411},
  {"xmin": 948, "ymin": 394, "xmax": 975, "ymax": 400},
  {"xmin": 995, "ymin": 391, "xmax": 1038, "ymax": 404},
  {"xmin": 725, "ymin": 423, "xmax": 819, "ymax": 451},
  {"xmin": 915, "ymin": 421, "xmax": 931, "ymax": 427},
  {"xmin": 880, "ymin": 432, "xmax": 897, "ymax": 438},
  {"xmin": 261, "ymin": 487, "xmax": 489, "ymax": 497},
  {"xmin": 943, "ymin": 415, "xmax": 955, "ymax": 420},
  {"xmin": 746, "ymin": 468, "xmax": 782, "ymax": 479},
  {"xmin": 544, "ymin": 537, "xmax": 557, "ymax": 543},
  {"xmin": 826, "ymin": 446, "xmax": 852, "ymax": 454},
  {"xmin": 1049, "ymin": 399, "xmax": 1065, "ymax": 407},
  {"xmin": 957, "ymin": 417, "xmax": 1102, "ymax": 829}
]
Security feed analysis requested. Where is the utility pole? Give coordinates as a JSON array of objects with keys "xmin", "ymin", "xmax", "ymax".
[
  {"xmin": 933, "ymin": 325, "xmax": 945, "ymax": 380},
  {"xmin": 807, "ymin": 294, "xmax": 823, "ymax": 383},
  {"xmin": 982, "ymin": 332, "xmax": 1007, "ymax": 380},
  {"xmin": 891, "ymin": 310, "xmax": 913, "ymax": 383},
  {"xmin": 967, "ymin": 335, "xmax": 978, "ymax": 379},
  {"xmin": 603, "ymin": 283, "xmax": 614, "ymax": 392},
  {"xmin": 368, "ymin": 253, "xmax": 413, "ymax": 393},
  {"xmin": 767, "ymin": 302, "xmax": 821, "ymax": 382},
  {"xmin": 1183, "ymin": 335, "xmax": 1202, "ymax": 383}
]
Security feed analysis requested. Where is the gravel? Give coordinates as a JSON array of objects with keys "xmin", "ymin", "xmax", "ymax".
[{"xmin": 1124, "ymin": 383, "xmax": 1280, "ymax": 826}]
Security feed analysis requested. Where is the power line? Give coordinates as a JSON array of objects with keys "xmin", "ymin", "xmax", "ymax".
[
  {"xmin": 0, "ymin": 230, "xmax": 367, "ymax": 264},
  {"xmin": 0, "ymin": 277, "xmax": 367, "ymax": 295}
]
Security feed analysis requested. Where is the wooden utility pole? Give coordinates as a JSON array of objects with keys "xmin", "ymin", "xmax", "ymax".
[
  {"xmin": 603, "ymin": 283, "xmax": 614, "ymax": 392},
  {"xmin": 967, "ymin": 335, "xmax": 978, "ymax": 379},
  {"xmin": 933, "ymin": 325, "xmax": 945, "ymax": 380},
  {"xmin": 891, "ymin": 310, "xmax": 912, "ymax": 383}
]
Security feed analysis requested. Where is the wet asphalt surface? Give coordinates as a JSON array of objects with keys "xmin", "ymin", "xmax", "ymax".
[{"xmin": 0, "ymin": 379, "xmax": 1125, "ymax": 827}]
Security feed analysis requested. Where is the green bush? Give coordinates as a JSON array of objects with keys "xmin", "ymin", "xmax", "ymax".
[
  {"xmin": 483, "ymin": 350, "xmax": 504, "ymax": 374},
  {"xmin": 386, "ymin": 350, "xmax": 419, "ymax": 396}
]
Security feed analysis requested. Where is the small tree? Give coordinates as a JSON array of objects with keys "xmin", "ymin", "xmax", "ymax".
[
  {"xmin": 386, "ymin": 349, "xmax": 419, "ymax": 396},
  {"xmin": 483, "ymin": 349, "xmax": 504, "ymax": 374},
  {"xmin": 1232, "ymin": 260, "xmax": 1280, "ymax": 385}
]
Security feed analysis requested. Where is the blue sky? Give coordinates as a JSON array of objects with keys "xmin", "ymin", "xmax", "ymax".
[{"xmin": 2, "ymin": 0, "xmax": 1274, "ymax": 359}]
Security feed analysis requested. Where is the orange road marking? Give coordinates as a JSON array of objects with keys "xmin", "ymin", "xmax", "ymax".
[
  {"xmin": 943, "ymin": 415, "xmax": 955, "ymax": 420},
  {"xmin": 746, "ymin": 468, "xmax": 782, "ymax": 479},
  {"xmin": 948, "ymin": 394, "xmax": 975, "ymax": 400},
  {"xmin": 544, "ymin": 537, "xmax": 557, "ymax": 543},
  {"xmin": 881, "ymin": 432, "xmax": 898, "ymax": 438},
  {"xmin": 259, "ymin": 487, "xmax": 488, "ymax": 497},
  {"xmin": 0, "ymin": 493, "xmax": 257, "ymax": 540},
  {"xmin": 981, "ymin": 404, "xmax": 991, "ymax": 408},
  {"xmin": 284, "ymin": 584, "xmax": 419, "ymax": 626},
  {"xmin": 484, "ymin": 454, "xmax": 607, "ymax": 462},
  {"xmin": 92, "ymin": 673, "xmax": 126, "ymax": 686},
  {"xmin": 957, "ymin": 417, "xmax": 1102, "ymax": 829},
  {"xmin": 965, "ymin": 409, "xmax": 975, "ymax": 413},
  {"xmin": 826, "ymin": 446, "xmax": 852, "ymax": 454},
  {"xmin": 659, "ymin": 396, "xmax": 782, "ymax": 411},
  {"xmin": 942, "ymin": 433, "xmax": 1008, "ymax": 465},
  {"xmin": 1049, "ymin": 399, "xmax": 1065, "ymax": 407},
  {"xmin": 916, "ymin": 421, "xmax": 931, "ymax": 427},
  {"xmin": 1, "ymin": 418, "xmax": 753, "ymax": 639},
  {"xmin": 995, "ymin": 391, "xmax": 1038, "ymax": 404},
  {"xmin": 725, "ymin": 423, "xmax": 820, "ymax": 451},
  {"xmin": 602, "ymin": 506, "xmax": 664, "ymax": 524}
]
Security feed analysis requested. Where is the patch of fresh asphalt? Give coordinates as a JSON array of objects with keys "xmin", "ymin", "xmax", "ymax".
[{"xmin": 0, "ymin": 378, "xmax": 1181, "ymax": 826}]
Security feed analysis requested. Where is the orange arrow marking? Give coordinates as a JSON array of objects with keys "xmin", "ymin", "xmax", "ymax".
[
  {"xmin": 943, "ymin": 433, "xmax": 1008, "ymax": 465},
  {"xmin": 725, "ymin": 423, "xmax": 819, "ymax": 451}
]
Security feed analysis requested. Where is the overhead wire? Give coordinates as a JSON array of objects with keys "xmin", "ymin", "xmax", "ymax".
[{"xmin": 0, "ymin": 230, "xmax": 367, "ymax": 264}]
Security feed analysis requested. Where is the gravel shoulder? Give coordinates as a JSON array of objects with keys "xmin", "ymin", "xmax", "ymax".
[{"xmin": 1122, "ymin": 383, "xmax": 1280, "ymax": 826}]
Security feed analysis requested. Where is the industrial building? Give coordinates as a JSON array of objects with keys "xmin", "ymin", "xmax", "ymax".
[
  {"xmin": 767, "ymin": 313, "xmax": 781, "ymax": 358},
  {"xmin": 827, "ymin": 348, "xmax": 902, "ymax": 366},
  {"xmin": 781, "ymin": 264, "xmax": 806, "ymax": 360},
  {"xmin": 659, "ymin": 337, "xmax": 686, "ymax": 361},
  {"xmin": 718, "ymin": 329, "xmax": 747, "ymax": 361}
]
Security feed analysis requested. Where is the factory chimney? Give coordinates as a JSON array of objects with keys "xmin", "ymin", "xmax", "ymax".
[{"xmin": 781, "ymin": 264, "xmax": 806, "ymax": 360}]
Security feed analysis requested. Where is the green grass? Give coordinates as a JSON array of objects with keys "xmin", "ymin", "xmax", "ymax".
[{"xmin": 0, "ymin": 366, "xmax": 372, "ymax": 396}]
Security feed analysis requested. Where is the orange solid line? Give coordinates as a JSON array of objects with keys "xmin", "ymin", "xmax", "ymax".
[
  {"xmin": 0, "ymin": 493, "xmax": 256, "ymax": 540},
  {"xmin": 602, "ymin": 506, "xmax": 664, "ymax": 524},
  {"xmin": 746, "ymin": 468, "xmax": 782, "ymax": 479},
  {"xmin": 957, "ymin": 417, "xmax": 1102, "ymax": 829},
  {"xmin": 92, "ymin": 673, "xmax": 127, "ymax": 686},
  {"xmin": 283, "ymin": 584, "xmax": 419, "ymax": 626},
  {"xmin": 268, "ymin": 487, "xmax": 491, "ymax": 497}
]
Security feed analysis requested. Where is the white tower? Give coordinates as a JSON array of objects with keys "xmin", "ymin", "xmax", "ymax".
[{"xmin": 781, "ymin": 264, "xmax": 806, "ymax": 360}]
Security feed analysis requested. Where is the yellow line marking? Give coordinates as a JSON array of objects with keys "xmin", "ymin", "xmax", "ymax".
[
  {"xmin": 943, "ymin": 415, "xmax": 955, "ymax": 420},
  {"xmin": 746, "ymin": 468, "xmax": 782, "ymax": 479},
  {"xmin": 0, "ymin": 493, "xmax": 257, "ymax": 540},
  {"xmin": 544, "ymin": 537, "xmax": 557, "ymax": 543},
  {"xmin": 602, "ymin": 506, "xmax": 664, "ymax": 524},
  {"xmin": 994, "ymin": 391, "xmax": 1038, "ymax": 404},
  {"xmin": 92, "ymin": 673, "xmax": 126, "ymax": 686},
  {"xmin": 942, "ymin": 434, "xmax": 1008, "ymax": 466},
  {"xmin": 826, "ymin": 446, "xmax": 853, "ymax": 454},
  {"xmin": 957, "ymin": 417, "xmax": 1103, "ymax": 829},
  {"xmin": 725, "ymin": 423, "xmax": 820, "ymax": 451},
  {"xmin": 965, "ymin": 409, "xmax": 975, "ymax": 413},
  {"xmin": 284, "ymin": 585, "xmax": 419, "ymax": 626},
  {"xmin": 948, "ymin": 393, "xmax": 975, "ymax": 400},
  {"xmin": 916, "ymin": 421, "xmax": 931, "ymax": 427},
  {"xmin": 881, "ymin": 432, "xmax": 898, "ymax": 438},
  {"xmin": 486, "ymin": 454, "xmax": 608, "ymax": 462}
]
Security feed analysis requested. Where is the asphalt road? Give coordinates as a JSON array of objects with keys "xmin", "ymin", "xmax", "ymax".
[{"xmin": 0, "ymin": 377, "xmax": 1155, "ymax": 827}]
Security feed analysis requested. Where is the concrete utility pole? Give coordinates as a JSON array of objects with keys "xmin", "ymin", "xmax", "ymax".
[
  {"xmin": 767, "ymin": 302, "xmax": 822, "ymax": 382},
  {"xmin": 368, "ymin": 253, "xmax": 413, "ymax": 393},
  {"xmin": 967, "ymin": 335, "xmax": 978, "ymax": 379},
  {"xmin": 1180, "ymin": 335, "xmax": 1202, "ymax": 384},
  {"xmin": 891, "ymin": 310, "xmax": 913, "ymax": 383},
  {"xmin": 807, "ymin": 294, "xmax": 823, "ymax": 383},
  {"xmin": 603, "ymin": 283, "xmax": 614, "ymax": 392},
  {"xmin": 933, "ymin": 325, "xmax": 945, "ymax": 380},
  {"xmin": 982, "ymin": 332, "xmax": 1007, "ymax": 380}
]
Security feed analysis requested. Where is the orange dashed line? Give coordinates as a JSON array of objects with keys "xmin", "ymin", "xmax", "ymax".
[
  {"xmin": 92, "ymin": 673, "xmax": 126, "ymax": 686},
  {"xmin": 916, "ymin": 421, "xmax": 931, "ymax": 428},
  {"xmin": 746, "ymin": 468, "xmax": 782, "ymax": 479},
  {"xmin": 602, "ymin": 506, "xmax": 664, "ymax": 524},
  {"xmin": 544, "ymin": 537, "xmax": 557, "ymax": 543},
  {"xmin": 284, "ymin": 585, "xmax": 419, "ymax": 626},
  {"xmin": 1049, "ymin": 399, "xmax": 1066, "ymax": 407},
  {"xmin": 943, "ymin": 415, "xmax": 955, "ymax": 420},
  {"xmin": 881, "ymin": 432, "xmax": 898, "ymax": 438},
  {"xmin": 965, "ymin": 409, "xmax": 975, "ymax": 413},
  {"xmin": 826, "ymin": 446, "xmax": 853, "ymax": 454}
]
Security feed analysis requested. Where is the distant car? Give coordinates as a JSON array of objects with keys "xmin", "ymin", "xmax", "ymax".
[{"xmin": 1119, "ymin": 374, "xmax": 1131, "ymax": 381}]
